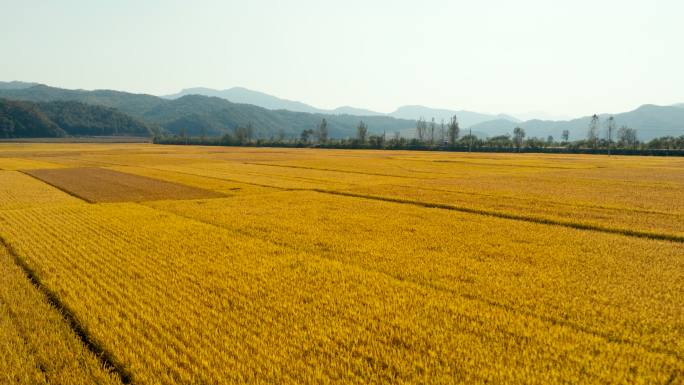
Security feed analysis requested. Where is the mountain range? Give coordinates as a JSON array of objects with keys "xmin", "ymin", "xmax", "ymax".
[
  {"xmin": 164, "ymin": 87, "xmax": 517, "ymax": 127},
  {"xmin": 469, "ymin": 104, "xmax": 684, "ymax": 140},
  {"xmin": 1, "ymin": 81, "xmax": 682, "ymax": 141},
  {"xmin": 0, "ymin": 83, "xmax": 415, "ymax": 138}
]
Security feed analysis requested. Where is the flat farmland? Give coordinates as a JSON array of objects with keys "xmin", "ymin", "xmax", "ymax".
[{"xmin": 0, "ymin": 143, "xmax": 682, "ymax": 384}]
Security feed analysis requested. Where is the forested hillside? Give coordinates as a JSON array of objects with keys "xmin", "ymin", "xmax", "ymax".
[
  {"xmin": 0, "ymin": 99, "xmax": 154, "ymax": 138},
  {"xmin": 0, "ymin": 99, "xmax": 65, "ymax": 137},
  {"xmin": 38, "ymin": 101, "xmax": 154, "ymax": 136},
  {"xmin": 0, "ymin": 85, "xmax": 416, "ymax": 138}
]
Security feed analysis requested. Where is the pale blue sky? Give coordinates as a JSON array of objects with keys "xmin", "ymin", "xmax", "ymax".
[{"xmin": 1, "ymin": 0, "xmax": 682, "ymax": 118}]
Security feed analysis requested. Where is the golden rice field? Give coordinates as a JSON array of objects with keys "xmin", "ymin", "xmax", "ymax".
[{"xmin": 0, "ymin": 142, "xmax": 682, "ymax": 385}]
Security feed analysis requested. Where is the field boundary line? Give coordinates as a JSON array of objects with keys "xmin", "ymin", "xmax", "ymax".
[
  {"xmin": 140, "ymin": 201, "xmax": 683, "ymax": 361},
  {"xmin": 430, "ymin": 159, "xmax": 601, "ymax": 170},
  {"xmin": 0, "ymin": 236, "xmax": 132, "ymax": 384},
  {"xmin": 18, "ymin": 170, "xmax": 94, "ymax": 203},
  {"xmin": 242, "ymin": 162, "xmax": 433, "ymax": 180},
  {"xmin": 386, "ymin": 183, "xmax": 681, "ymax": 217},
  {"xmin": 309, "ymin": 189, "xmax": 684, "ymax": 243}
]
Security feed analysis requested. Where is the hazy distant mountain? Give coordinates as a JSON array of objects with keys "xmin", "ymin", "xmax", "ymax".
[
  {"xmin": 0, "ymin": 84, "xmax": 165, "ymax": 116},
  {"xmin": 462, "ymin": 119, "xmax": 517, "ymax": 137},
  {"xmin": 388, "ymin": 105, "xmax": 520, "ymax": 128},
  {"xmin": 164, "ymin": 87, "xmax": 512, "ymax": 125},
  {"xmin": 511, "ymin": 111, "xmax": 574, "ymax": 121},
  {"xmin": 673, "ymin": 103, "xmax": 684, "ymax": 108},
  {"xmin": 163, "ymin": 87, "xmax": 326, "ymax": 114},
  {"xmin": 143, "ymin": 95, "xmax": 416, "ymax": 137},
  {"xmin": 0, "ymin": 85, "xmax": 415, "ymax": 138},
  {"xmin": 468, "ymin": 104, "xmax": 684, "ymax": 141},
  {"xmin": 331, "ymin": 106, "xmax": 384, "ymax": 116},
  {"xmin": 3, "ymin": 83, "xmax": 681, "ymax": 141},
  {"xmin": 0, "ymin": 81, "xmax": 39, "ymax": 90}
]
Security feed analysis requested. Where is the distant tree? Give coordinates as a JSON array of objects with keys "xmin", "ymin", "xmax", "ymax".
[
  {"xmin": 606, "ymin": 116, "xmax": 616, "ymax": 154},
  {"xmin": 513, "ymin": 126, "xmax": 526, "ymax": 149},
  {"xmin": 0, "ymin": 116, "xmax": 15, "ymax": 138},
  {"xmin": 300, "ymin": 128, "xmax": 314, "ymax": 143},
  {"xmin": 246, "ymin": 122, "xmax": 254, "ymax": 141},
  {"xmin": 486, "ymin": 134, "xmax": 512, "ymax": 148},
  {"xmin": 179, "ymin": 127, "xmax": 189, "ymax": 144},
  {"xmin": 645, "ymin": 136, "xmax": 683, "ymax": 150},
  {"xmin": 561, "ymin": 130, "xmax": 570, "ymax": 143},
  {"xmin": 440, "ymin": 119, "xmax": 446, "ymax": 144},
  {"xmin": 429, "ymin": 117, "xmax": 436, "ymax": 145},
  {"xmin": 547, "ymin": 135, "xmax": 554, "ymax": 145},
  {"xmin": 356, "ymin": 121, "xmax": 368, "ymax": 144},
  {"xmin": 276, "ymin": 128, "xmax": 286, "ymax": 143},
  {"xmin": 587, "ymin": 114, "xmax": 599, "ymax": 148},
  {"xmin": 460, "ymin": 131, "xmax": 479, "ymax": 151},
  {"xmin": 415, "ymin": 117, "xmax": 427, "ymax": 142},
  {"xmin": 317, "ymin": 118, "xmax": 328, "ymax": 143},
  {"xmin": 526, "ymin": 137, "xmax": 546, "ymax": 148},
  {"xmin": 235, "ymin": 124, "xmax": 254, "ymax": 145},
  {"xmin": 447, "ymin": 115, "xmax": 460, "ymax": 145},
  {"xmin": 368, "ymin": 135, "xmax": 384, "ymax": 148},
  {"xmin": 617, "ymin": 125, "xmax": 638, "ymax": 149}
]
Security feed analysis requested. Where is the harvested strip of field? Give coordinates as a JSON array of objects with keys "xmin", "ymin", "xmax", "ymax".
[
  {"xmin": 0, "ymin": 243, "xmax": 122, "ymax": 385},
  {"xmin": 24, "ymin": 167, "xmax": 224, "ymax": 203}
]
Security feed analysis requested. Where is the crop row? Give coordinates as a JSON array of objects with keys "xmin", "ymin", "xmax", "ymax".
[
  {"xmin": 0, "ymin": 241, "xmax": 121, "ymax": 384},
  {"xmin": 0, "ymin": 199, "xmax": 679, "ymax": 383}
]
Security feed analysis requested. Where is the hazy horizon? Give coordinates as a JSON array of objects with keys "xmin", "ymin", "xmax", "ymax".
[{"xmin": 2, "ymin": 0, "xmax": 682, "ymax": 119}]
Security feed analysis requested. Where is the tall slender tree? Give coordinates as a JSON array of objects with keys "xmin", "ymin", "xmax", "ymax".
[
  {"xmin": 415, "ymin": 117, "xmax": 427, "ymax": 142},
  {"xmin": 317, "ymin": 118, "xmax": 328, "ymax": 144},
  {"xmin": 356, "ymin": 121, "xmax": 368, "ymax": 144},
  {"xmin": 588, "ymin": 114, "xmax": 599, "ymax": 148},
  {"xmin": 447, "ymin": 115, "xmax": 460, "ymax": 146},
  {"xmin": 513, "ymin": 127, "xmax": 526, "ymax": 150},
  {"xmin": 429, "ymin": 118, "xmax": 436, "ymax": 145},
  {"xmin": 606, "ymin": 116, "xmax": 615, "ymax": 155},
  {"xmin": 440, "ymin": 119, "xmax": 446, "ymax": 144}
]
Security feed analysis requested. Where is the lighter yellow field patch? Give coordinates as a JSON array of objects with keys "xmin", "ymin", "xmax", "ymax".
[{"xmin": 0, "ymin": 157, "xmax": 66, "ymax": 170}]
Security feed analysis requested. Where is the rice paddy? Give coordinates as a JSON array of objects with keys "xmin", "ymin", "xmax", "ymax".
[{"xmin": 0, "ymin": 143, "xmax": 682, "ymax": 384}]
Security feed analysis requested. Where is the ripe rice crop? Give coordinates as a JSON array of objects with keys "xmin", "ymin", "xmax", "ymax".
[
  {"xmin": 0, "ymin": 157, "xmax": 65, "ymax": 170},
  {"xmin": 0, "ymin": 143, "xmax": 682, "ymax": 384},
  {"xmin": 0, "ymin": 243, "xmax": 121, "ymax": 385}
]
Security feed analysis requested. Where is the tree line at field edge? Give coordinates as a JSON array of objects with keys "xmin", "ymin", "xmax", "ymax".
[{"xmin": 154, "ymin": 114, "xmax": 684, "ymax": 155}]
